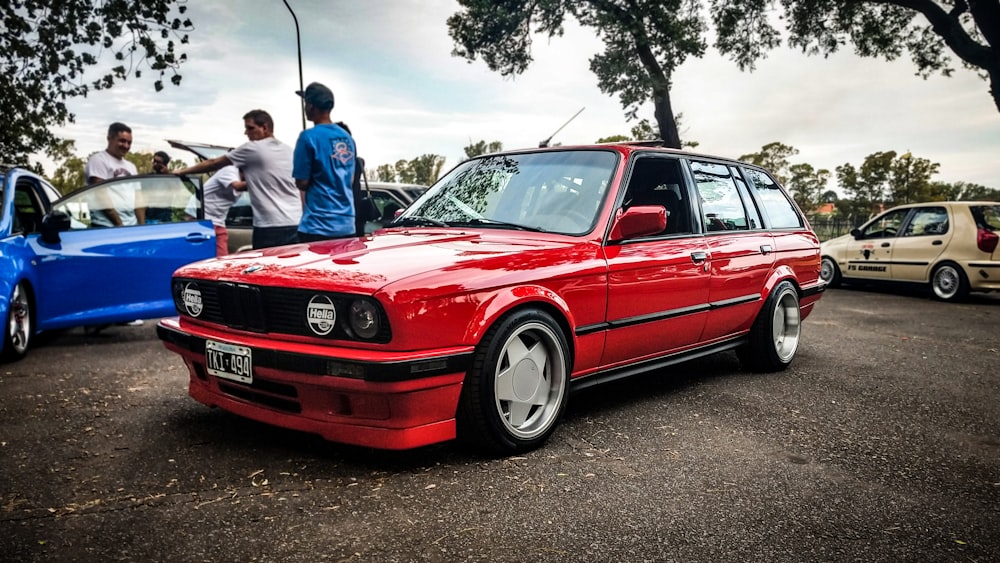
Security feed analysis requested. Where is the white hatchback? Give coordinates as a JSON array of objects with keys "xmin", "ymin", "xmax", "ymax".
[{"xmin": 820, "ymin": 201, "xmax": 1000, "ymax": 301}]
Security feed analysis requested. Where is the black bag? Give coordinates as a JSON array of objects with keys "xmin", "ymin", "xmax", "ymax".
[{"xmin": 353, "ymin": 157, "xmax": 378, "ymax": 235}]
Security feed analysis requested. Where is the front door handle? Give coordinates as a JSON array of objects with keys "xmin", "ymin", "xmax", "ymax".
[
  {"xmin": 760, "ymin": 244, "xmax": 773, "ymax": 255},
  {"xmin": 691, "ymin": 251, "xmax": 708, "ymax": 263},
  {"xmin": 880, "ymin": 242, "xmax": 891, "ymax": 248},
  {"xmin": 932, "ymin": 240, "xmax": 943, "ymax": 246},
  {"xmin": 186, "ymin": 233, "xmax": 211, "ymax": 243}
]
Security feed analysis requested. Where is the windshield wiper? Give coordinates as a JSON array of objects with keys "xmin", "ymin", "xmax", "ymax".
[
  {"xmin": 392, "ymin": 216, "xmax": 449, "ymax": 227},
  {"xmin": 454, "ymin": 218, "xmax": 549, "ymax": 232}
]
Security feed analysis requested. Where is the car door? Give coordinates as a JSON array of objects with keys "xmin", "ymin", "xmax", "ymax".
[
  {"xmin": 30, "ymin": 175, "xmax": 215, "ymax": 328},
  {"xmin": 843, "ymin": 207, "xmax": 912, "ymax": 280},
  {"xmin": 602, "ymin": 156, "xmax": 710, "ymax": 367},
  {"xmin": 692, "ymin": 161, "xmax": 775, "ymax": 342},
  {"xmin": 889, "ymin": 205, "xmax": 952, "ymax": 282}
]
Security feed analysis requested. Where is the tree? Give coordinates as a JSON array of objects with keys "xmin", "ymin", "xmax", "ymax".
[
  {"xmin": 889, "ymin": 151, "xmax": 940, "ymax": 204},
  {"xmin": 448, "ymin": 1, "xmax": 707, "ymax": 148},
  {"xmin": 787, "ymin": 163, "xmax": 831, "ymax": 212},
  {"xmin": 835, "ymin": 150, "xmax": 943, "ymax": 216},
  {"xmin": 739, "ymin": 142, "xmax": 799, "ymax": 185},
  {"xmin": 373, "ymin": 155, "xmax": 447, "ymax": 185},
  {"xmin": 1, "ymin": 1, "xmax": 194, "ymax": 164},
  {"xmin": 596, "ymin": 116, "xmax": 698, "ymax": 146},
  {"xmin": 932, "ymin": 180, "xmax": 1000, "ymax": 201},
  {"xmin": 464, "ymin": 140, "xmax": 504, "ymax": 158},
  {"xmin": 47, "ymin": 140, "xmax": 87, "ymax": 195},
  {"xmin": 711, "ymin": 0, "xmax": 1000, "ymax": 113},
  {"xmin": 596, "ymin": 134, "xmax": 631, "ymax": 143}
]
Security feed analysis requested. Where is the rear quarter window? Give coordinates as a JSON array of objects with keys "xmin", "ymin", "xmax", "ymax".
[
  {"xmin": 971, "ymin": 205, "xmax": 1000, "ymax": 230},
  {"xmin": 742, "ymin": 167, "xmax": 803, "ymax": 229}
]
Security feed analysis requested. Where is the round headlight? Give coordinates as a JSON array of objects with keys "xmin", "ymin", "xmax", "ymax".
[{"xmin": 348, "ymin": 299, "xmax": 380, "ymax": 340}]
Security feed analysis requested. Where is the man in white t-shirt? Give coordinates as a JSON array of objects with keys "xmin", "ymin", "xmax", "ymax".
[
  {"xmin": 84, "ymin": 122, "xmax": 144, "ymax": 227},
  {"xmin": 173, "ymin": 109, "xmax": 302, "ymax": 249},
  {"xmin": 184, "ymin": 165, "xmax": 246, "ymax": 256}
]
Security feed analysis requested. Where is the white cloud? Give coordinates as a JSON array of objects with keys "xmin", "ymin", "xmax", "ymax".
[{"xmin": 48, "ymin": 0, "xmax": 998, "ymax": 189}]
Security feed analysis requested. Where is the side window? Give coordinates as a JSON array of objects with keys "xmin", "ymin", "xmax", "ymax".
[
  {"xmin": 371, "ymin": 191, "xmax": 403, "ymax": 223},
  {"xmin": 226, "ymin": 192, "xmax": 253, "ymax": 227},
  {"xmin": 731, "ymin": 168, "xmax": 762, "ymax": 230},
  {"xmin": 859, "ymin": 208, "xmax": 909, "ymax": 239},
  {"xmin": 13, "ymin": 182, "xmax": 44, "ymax": 233},
  {"xmin": 55, "ymin": 176, "xmax": 198, "ymax": 228},
  {"xmin": 902, "ymin": 207, "xmax": 949, "ymax": 236},
  {"xmin": 742, "ymin": 167, "xmax": 803, "ymax": 229},
  {"xmin": 622, "ymin": 157, "xmax": 691, "ymax": 235},
  {"xmin": 690, "ymin": 160, "xmax": 751, "ymax": 232}
]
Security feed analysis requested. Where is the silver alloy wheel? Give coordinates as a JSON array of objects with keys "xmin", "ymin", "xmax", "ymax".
[
  {"xmin": 819, "ymin": 257, "xmax": 836, "ymax": 283},
  {"xmin": 492, "ymin": 321, "xmax": 567, "ymax": 440},
  {"xmin": 932, "ymin": 264, "xmax": 961, "ymax": 300},
  {"xmin": 7, "ymin": 283, "xmax": 31, "ymax": 355},
  {"xmin": 771, "ymin": 288, "xmax": 801, "ymax": 363}
]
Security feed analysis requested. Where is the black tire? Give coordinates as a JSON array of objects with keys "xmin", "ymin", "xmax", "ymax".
[
  {"xmin": 3, "ymin": 281, "xmax": 32, "ymax": 362},
  {"xmin": 737, "ymin": 281, "xmax": 801, "ymax": 373},
  {"xmin": 820, "ymin": 256, "xmax": 842, "ymax": 288},
  {"xmin": 457, "ymin": 308, "xmax": 570, "ymax": 455},
  {"xmin": 930, "ymin": 262, "xmax": 969, "ymax": 302}
]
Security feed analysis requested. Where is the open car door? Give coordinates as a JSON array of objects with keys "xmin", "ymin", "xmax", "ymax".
[{"xmin": 29, "ymin": 174, "xmax": 215, "ymax": 329}]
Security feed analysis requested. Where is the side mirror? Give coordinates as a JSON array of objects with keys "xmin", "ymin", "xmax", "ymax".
[
  {"xmin": 608, "ymin": 205, "xmax": 667, "ymax": 241},
  {"xmin": 40, "ymin": 210, "xmax": 71, "ymax": 244},
  {"xmin": 850, "ymin": 228, "xmax": 862, "ymax": 239}
]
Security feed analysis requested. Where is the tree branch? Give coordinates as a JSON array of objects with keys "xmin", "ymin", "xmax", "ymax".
[{"xmin": 865, "ymin": 0, "xmax": 993, "ymax": 68}]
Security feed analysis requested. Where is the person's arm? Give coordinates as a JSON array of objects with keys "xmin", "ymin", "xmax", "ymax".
[
  {"xmin": 292, "ymin": 136, "xmax": 311, "ymax": 191},
  {"xmin": 173, "ymin": 155, "xmax": 232, "ymax": 177}
]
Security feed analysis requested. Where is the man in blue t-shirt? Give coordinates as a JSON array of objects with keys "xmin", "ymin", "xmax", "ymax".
[{"xmin": 292, "ymin": 82, "xmax": 357, "ymax": 242}]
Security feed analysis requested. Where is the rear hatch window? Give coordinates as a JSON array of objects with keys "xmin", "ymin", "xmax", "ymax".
[{"xmin": 971, "ymin": 205, "xmax": 1000, "ymax": 259}]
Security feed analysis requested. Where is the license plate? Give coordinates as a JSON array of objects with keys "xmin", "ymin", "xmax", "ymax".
[{"xmin": 205, "ymin": 340, "xmax": 253, "ymax": 384}]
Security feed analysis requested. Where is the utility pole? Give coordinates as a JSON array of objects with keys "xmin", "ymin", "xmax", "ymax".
[{"xmin": 282, "ymin": 0, "xmax": 306, "ymax": 130}]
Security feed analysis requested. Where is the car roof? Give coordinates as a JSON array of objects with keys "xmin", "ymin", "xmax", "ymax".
[{"xmin": 472, "ymin": 141, "xmax": 762, "ymax": 170}]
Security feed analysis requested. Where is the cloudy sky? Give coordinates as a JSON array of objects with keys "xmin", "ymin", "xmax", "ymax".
[{"xmin": 51, "ymin": 0, "xmax": 998, "ymax": 189}]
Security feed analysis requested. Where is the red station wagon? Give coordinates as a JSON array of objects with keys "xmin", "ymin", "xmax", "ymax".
[{"xmin": 158, "ymin": 143, "xmax": 825, "ymax": 453}]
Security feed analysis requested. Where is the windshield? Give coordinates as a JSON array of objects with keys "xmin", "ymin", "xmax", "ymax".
[{"xmin": 399, "ymin": 150, "xmax": 617, "ymax": 235}]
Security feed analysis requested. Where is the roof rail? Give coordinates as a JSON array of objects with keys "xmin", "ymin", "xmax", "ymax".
[{"xmin": 618, "ymin": 140, "xmax": 667, "ymax": 147}]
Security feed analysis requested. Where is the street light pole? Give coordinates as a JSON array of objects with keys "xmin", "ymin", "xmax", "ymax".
[{"xmin": 282, "ymin": 0, "xmax": 306, "ymax": 130}]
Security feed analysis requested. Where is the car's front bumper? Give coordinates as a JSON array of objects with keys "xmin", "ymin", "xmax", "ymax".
[{"xmin": 157, "ymin": 318, "xmax": 473, "ymax": 450}]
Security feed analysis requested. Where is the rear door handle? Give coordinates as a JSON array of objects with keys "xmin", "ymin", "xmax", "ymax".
[
  {"xmin": 880, "ymin": 242, "xmax": 890, "ymax": 248},
  {"xmin": 186, "ymin": 233, "xmax": 211, "ymax": 243}
]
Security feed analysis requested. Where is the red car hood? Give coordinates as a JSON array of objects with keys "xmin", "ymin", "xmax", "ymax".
[{"xmin": 174, "ymin": 229, "xmax": 589, "ymax": 295}]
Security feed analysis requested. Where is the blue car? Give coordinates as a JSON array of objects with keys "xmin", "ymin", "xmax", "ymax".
[{"xmin": 1, "ymin": 166, "xmax": 216, "ymax": 361}]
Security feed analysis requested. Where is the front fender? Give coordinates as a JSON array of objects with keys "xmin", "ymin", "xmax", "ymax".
[{"xmin": 463, "ymin": 285, "xmax": 575, "ymax": 346}]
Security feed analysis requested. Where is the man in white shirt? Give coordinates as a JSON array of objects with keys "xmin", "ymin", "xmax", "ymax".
[
  {"xmin": 173, "ymin": 110, "xmax": 301, "ymax": 249},
  {"xmin": 84, "ymin": 122, "xmax": 144, "ymax": 227}
]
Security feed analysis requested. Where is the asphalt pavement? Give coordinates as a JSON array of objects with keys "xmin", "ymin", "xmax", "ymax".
[{"xmin": 1, "ymin": 286, "xmax": 998, "ymax": 562}]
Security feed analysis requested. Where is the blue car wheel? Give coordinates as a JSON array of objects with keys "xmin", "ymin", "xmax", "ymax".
[{"xmin": 4, "ymin": 282, "xmax": 32, "ymax": 361}]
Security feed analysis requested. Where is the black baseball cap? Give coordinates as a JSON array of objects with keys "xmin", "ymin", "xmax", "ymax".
[{"xmin": 296, "ymin": 82, "xmax": 334, "ymax": 111}]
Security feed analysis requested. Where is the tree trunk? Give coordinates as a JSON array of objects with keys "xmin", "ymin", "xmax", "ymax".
[
  {"xmin": 653, "ymin": 82, "xmax": 682, "ymax": 148},
  {"xmin": 989, "ymin": 64, "xmax": 1000, "ymax": 114}
]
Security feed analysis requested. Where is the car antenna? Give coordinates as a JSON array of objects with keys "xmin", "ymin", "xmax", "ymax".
[{"xmin": 538, "ymin": 107, "xmax": 585, "ymax": 148}]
